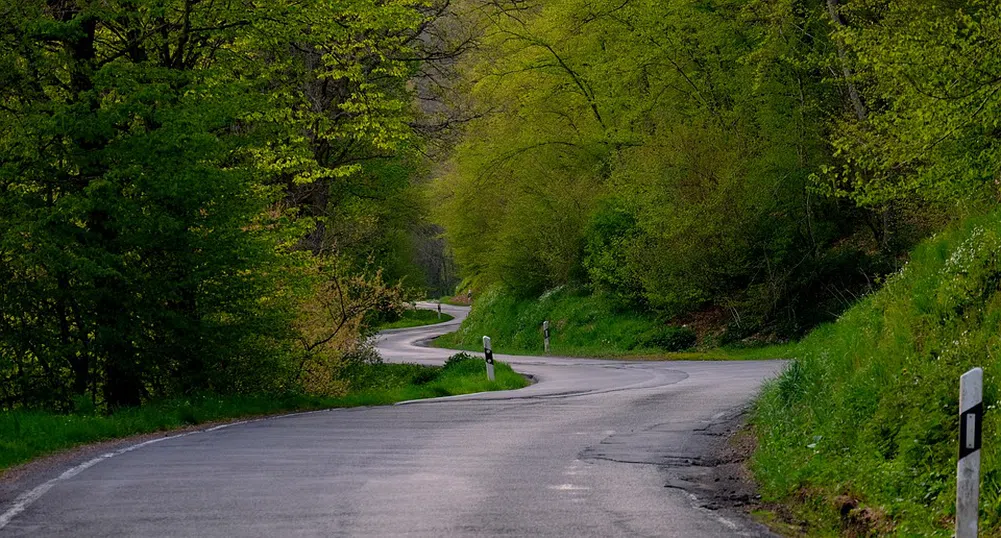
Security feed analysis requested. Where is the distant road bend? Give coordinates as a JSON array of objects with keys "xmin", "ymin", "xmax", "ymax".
[{"xmin": 1, "ymin": 303, "xmax": 784, "ymax": 537}]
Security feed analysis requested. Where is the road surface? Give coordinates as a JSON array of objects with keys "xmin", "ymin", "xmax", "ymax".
[{"xmin": 0, "ymin": 303, "xmax": 784, "ymax": 537}]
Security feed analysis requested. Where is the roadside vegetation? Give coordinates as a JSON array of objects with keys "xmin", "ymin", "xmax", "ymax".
[
  {"xmin": 435, "ymin": 285, "xmax": 802, "ymax": 360},
  {"xmin": 432, "ymin": 0, "xmax": 922, "ymax": 345},
  {"xmin": 436, "ymin": 286, "xmax": 708, "ymax": 356},
  {"xmin": 753, "ymin": 213, "xmax": 1001, "ymax": 536},
  {"xmin": 438, "ymin": 297, "xmax": 472, "ymax": 307},
  {"xmin": 1, "ymin": 353, "xmax": 525, "ymax": 473}
]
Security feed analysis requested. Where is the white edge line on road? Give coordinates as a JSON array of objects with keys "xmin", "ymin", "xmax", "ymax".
[
  {"xmin": 0, "ymin": 431, "xmax": 196, "ymax": 530},
  {"xmin": 0, "ymin": 410, "xmax": 325, "ymax": 531}
]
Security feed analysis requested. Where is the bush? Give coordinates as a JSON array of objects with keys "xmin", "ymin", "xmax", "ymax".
[
  {"xmin": 409, "ymin": 367, "xmax": 441, "ymax": 385},
  {"xmin": 638, "ymin": 325, "xmax": 697, "ymax": 351},
  {"xmin": 443, "ymin": 352, "xmax": 481, "ymax": 371},
  {"xmin": 331, "ymin": 343, "xmax": 384, "ymax": 390}
]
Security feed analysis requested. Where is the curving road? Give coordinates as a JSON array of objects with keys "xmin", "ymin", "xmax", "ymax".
[{"xmin": 0, "ymin": 303, "xmax": 784, "ymax": 537}]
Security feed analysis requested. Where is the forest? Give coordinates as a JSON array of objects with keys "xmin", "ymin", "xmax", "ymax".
[
  {"xmin": 436, "ymin": 0, "xmax": 1001, "ymax": 341},
  {"xmin": 3, "ymin": 0, "xmax": 1000, "ymax": 411},
  {"xmin": 0, "ymin": 0, "xmax": 466, "ymax": 411},
  {"xmin": 3, "ymin": 0, "xmax": 1001, "ymax": 534},
  {"xmin": 1, "ymin": 0, "xmax": 998, "ymax": 408}
]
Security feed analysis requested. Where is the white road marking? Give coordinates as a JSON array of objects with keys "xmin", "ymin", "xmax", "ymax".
[
  {"xmin": 0, "ymin": 413, "xmax": 311, "ymax": 530},
  {"xmin": 684, "ymin": 493, "xmax": 745, "ymax": 534},
  {"xmin": 716, "ymin": 515, "xmax": 739, "ymax": 530},
  {"xmin": 548, "ymin": 484, "xmax": 590, "ymax": 491},
  {"xmin": 0, "ymin": 432, "xmax": 195, "ymax": 529}
]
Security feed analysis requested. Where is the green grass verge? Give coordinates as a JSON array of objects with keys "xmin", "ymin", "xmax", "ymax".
[
  {"xmin": 432, "ymin": 286, "xmax": 783, "ymax": 360},
  {"xmin": 375, "ymin": 308, "xmax": 453, "ymax": 330},
  {"xmin": 0, "ymin": 356, "xmax": 526, "ymax": 473},
  {"xmin": 752, "ymin": 211, "xmax": 1001, "ymax": 536}
]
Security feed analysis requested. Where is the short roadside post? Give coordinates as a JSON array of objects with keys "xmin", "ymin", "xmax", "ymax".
[
  {"xmin": 543, "ymin": 320, "xmax": 551, "ymax": 354},
  {"xmin": 483, "ymin": 336, "xmax": 495, "ymax": 382},
  {"xmin": 957, "ymin": 367, "xmax": 984, "ymax": 538}
]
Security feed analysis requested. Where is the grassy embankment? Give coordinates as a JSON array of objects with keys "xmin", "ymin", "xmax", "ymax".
[
  {"xmin": 433, "ymin": 286, "xmax": 790, "ymax": 360},
  {"xmin": 752, "ymin": 212, "xmax": 1001, "ymax": 536},
  {"xmin": 375, "ymin": 308, "xmax": 454, "ymax": 330},
  {"xmin": 0, "ymin": 355, "xmax": 525, "ymax": 473}
]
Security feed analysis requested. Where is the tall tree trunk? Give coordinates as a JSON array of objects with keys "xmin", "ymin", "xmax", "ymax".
[
  {"xmin": 826, "ymin": 0, "xmax": 867, "ymax": 121},
  {"xmin": 827, "ymin": 0, "xmax": 897, "ymax": 253}
]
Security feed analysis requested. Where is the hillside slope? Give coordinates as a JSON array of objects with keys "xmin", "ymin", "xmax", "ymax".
[
  {"xmin": 434, "ymin": 286, "xmax": 702, "ymax": 356},
  {"xmin": 753, "ymin": 213, "xmax": 1001, "ymax": 536}
]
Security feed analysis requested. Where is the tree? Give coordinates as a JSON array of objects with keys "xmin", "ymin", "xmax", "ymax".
[
  {"xmin": 0, "ymin": 0, "xmax": 433, "ymax": 410},
  {"xmin": 821, "ymin": 0, "xmax": 1001, "ymax": 211},
  {"xmin": 434, "ymin": 0, "xmax": 877, "ymax": 335}
]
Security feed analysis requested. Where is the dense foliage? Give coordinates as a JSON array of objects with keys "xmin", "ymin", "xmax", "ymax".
[
  {"xmin": 823, "ymin": 0, "xmax": 1001, "ymax": 209},
  {"xmin": 0, "ymin": 0, "xmax": 443, "ymax": 411},
  {"xmin": 433, "ymin": 0, "xmax": 999, "ymax": 338}
]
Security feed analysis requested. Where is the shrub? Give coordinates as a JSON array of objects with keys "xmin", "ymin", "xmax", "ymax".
[
  {"xmin": 442, "ymin": 352, "xmax": 482, "ymax": 374},
  {"xmin": 638, "ymin": 325, "xmax": 697, "ymax": 351},
  {"xmin": 410, "ymin": 367, "xmax": 441, "ymax": 385}
]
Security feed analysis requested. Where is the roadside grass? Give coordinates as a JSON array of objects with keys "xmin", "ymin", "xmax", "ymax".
[
  {"xmin": 752, "ymin": 210, "xmax": 1001, "ymax": 536},
  {"xmin": 0, "ymin": 356, "xmax": 526, "ymax": 474},
  {"xmin": 375, "ymin": 308, "xmax": 453, "ymax": 330}
]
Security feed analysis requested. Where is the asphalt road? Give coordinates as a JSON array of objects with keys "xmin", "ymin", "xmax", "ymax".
[{"xmin": 0, "ymin": 303, "xmax": 784, "ymax": 537}]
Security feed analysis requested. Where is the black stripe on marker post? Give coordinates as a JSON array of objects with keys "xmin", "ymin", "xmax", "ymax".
[{"xmin": 959, "ymin": 402, "xmax": 984, "ymax": 460}]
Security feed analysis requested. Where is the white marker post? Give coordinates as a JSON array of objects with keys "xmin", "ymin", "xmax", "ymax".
[
  {"xmin": 482, "ymin": 336, "xmax": 495, "ymax": 382},
  {"xmin": 957, "ymin": 367, "xmax": 984, "ymax": 538},
  {"xmin": 543, "ymin": 320, "xmax": 551, "ymax": 354}
]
